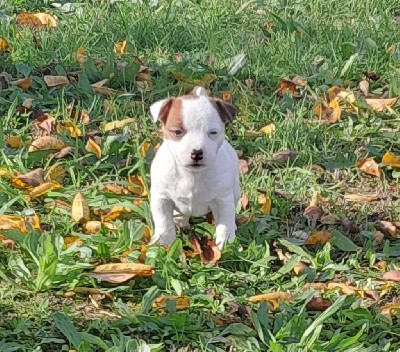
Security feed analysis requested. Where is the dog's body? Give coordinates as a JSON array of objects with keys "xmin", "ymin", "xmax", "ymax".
[{"xmin": 149, "ymin": 87, "xmax": 240, "ymax": 249}]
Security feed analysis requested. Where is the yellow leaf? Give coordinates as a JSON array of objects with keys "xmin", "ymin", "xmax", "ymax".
[
  {"xmin": 356, "ymin": 157, "xmax": 382, "ymax": 178},
  {"xmin": 305, "ymin": 231, "xmax": 332, "ymax": 245},
  {"xmin": 32, "ymin": 13, "xmax": 57, "ymax": 28},
  {"xmin": 102, "ymin": 118, "xmax": 136, "ymax": 132},
  {"xmin": 0, "ymin": 37, "xmax": 10, "ymax": 52},
  {"xmin": 28, "ymin": 136, "xmax": 65, "ymax": 152},
  {"xmin": 11, "ymin": 77, "xmax": 32, "ymax": 91},
  {"xmin": 127, "ymin": 175, "xmax": 148, "ymax": 197},
  {"xmin": 30, "ymin": 181, "xmax": 61, "ymax": 198},
  {"xmin": 92, "ymin": 85, "xmax": 118, "ymax": 97},
  {"xmin": 381, "ymin": 304, "xmax": 400, "ymax": 317},
  {"xmin": 260, "ymin": 123, "xmax": 276, "ymax": 136},
  {"xmin": 248, "ymin": 292, "xmax": 294, "ymax": 309},
  {"xmin": 82, "ymin": 221, "xmax": 116, "ymax": 234},
  {"xmin": 64, "ymin": 236, "xmax": 83, "ymax": 248},
  {"xmin": 6, "ymin": 136, "xmax": 23, "ymax": 149},
  {"xmin": 365, "ymin": 97, "xmax": 398, "ymax": 112},
  {"xmin": 25, "ymin": 212, "xmax": 41, "ymax": 230},
  {"xmin": 258, "ymin": 195, "xmax": 272, "ymax": 214},
  {"xmin": 100, "ymin": 183, "xmax": 130, "ymax": 195},
  {"xmin": 94, "ymin": 262, "xmax": 154, "ymax": 276},
  {"xmin": 99, "ymin": 205, "xmax": 132, "ymax": 222},
  {"xmin": 153, "ymin": 296, "xmax": 190, "ymax": 310},
  {"xmin": 114, "ymin": 40, "xmax": 127, "ymax": 55},
  {"xmin": 0, "ymin": 168, "xmax": 13, "ymax": 179},
  {"xmin": 344, "ymin": 192, "xmax": 379, "ymax": 202},
  {"xmin": 0, "ymin": 215, "xmax": 28, "ymax": 233},
  {"xmin": 76, "ymin": 47, "xmax": 88, "ymax": 65},
  {"xmin": 193, "ymin": 73, "xmax": 217, "ymax": 85},
  {"xmin": 46, "ymin": 165, "xmax": 65, "ymax": 184},
  {"xmin": 71, "ymin": 192, "xmax": 90, "ymax": 223},
  {"xmin": 382, "ymin": 152, "xmax": 400, "ymax": 168},
  {"xmin": 43, "ymin": 75, "xmax": 69, "ymax": 88},
  {"xmin": 141, "ymin": 143, "xmax": 151, "ymax": 158},
  {"xmin": 327, "ymin": 282, "xmax": 362, "ymax": 297},
  {"xmin": 15, "ymin": 13, "xmax": 43, "ymax": 28},
  {"xmin": 328, "ymin": 98, "xmax": 342, "ymax": 123},
  {"xmin": 56, "ymin": 121, "xmax": 81, "ymax": 138},
  {"xmin": 86, "ymin": 138, "xmax": 101, "ymax": 158}
]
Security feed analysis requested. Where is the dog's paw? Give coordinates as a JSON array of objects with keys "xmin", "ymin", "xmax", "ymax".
[
  {"xmin": 215, "ymin": 224, "xmax": 236, "ymax": 250},
  {"xmin": 173, "ymin": 215, "xmax": 190, "ymax": 229},
  {"xmin": 149, "ymin": 227, "xmax": 176, "ymax": 246}
]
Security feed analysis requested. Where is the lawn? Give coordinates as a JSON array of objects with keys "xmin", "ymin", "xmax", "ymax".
[{"xmin": 1, "ymin": 0, "xmax": 400, "ymax": 351}]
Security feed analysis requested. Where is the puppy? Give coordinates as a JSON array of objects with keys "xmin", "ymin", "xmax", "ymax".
[{"xmin": 149, "ymin": 87, "xmax": 240, "ymax": 249}]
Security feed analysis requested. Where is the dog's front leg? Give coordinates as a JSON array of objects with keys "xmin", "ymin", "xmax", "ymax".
[
  {"xmin": 149, "ymin": 196, "xmax": 176, "ymax": 246},
  {"xmin": 210, "ymin": 195, "xmax": 237, "ymax": 250}
]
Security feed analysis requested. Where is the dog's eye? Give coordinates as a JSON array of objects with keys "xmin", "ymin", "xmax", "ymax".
[
  {"xmin": 208, "ymin": 131, "xmax": 218, "ymax": 136},
  {"xmin": 171, "ymin": 129, "xmax": 183, "ymax": 137}
]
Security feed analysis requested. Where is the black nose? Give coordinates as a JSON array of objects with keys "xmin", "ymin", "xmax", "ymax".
[{"xmin": 191, "ymin": 149, "xmax": 203, "ymax": 162}]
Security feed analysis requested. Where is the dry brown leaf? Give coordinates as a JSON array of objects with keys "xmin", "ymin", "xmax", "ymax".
[
  {"xmin": 290, "ymin": 75, "xmax": 307, "ymax": 87},
  {"xmin": 15, "ymin": 168, "xmax": 45, "ymax": 187},
  {"xmin": 98, "ymin": 205, "xmax": 132, "ymax": 222},
  {"xmin": 153, "ymin": 296, "xmax": 190, "ymax": 310},
  {"xmin": 240, "ymin": 195, "xmax": 249, "ymax": 211},
  {"xmin": 383, "ymin": 271, "xmax": 400, "ymax": 282},
  {"xmin": 373, "ymin": 231, "xmax": 385, "ymax": 248},
  {"xmin": 15, "ymin": 13, "xmax": 42, "ymax": 28},
  {"xmin": 64, "ymin": 236, "xmax": 83, "ymax": 248},
  {"xmin": 0, "ymin": 215, "xmax": 29, "ymax": 233},
  {"xmin": 94, "ymin": 262, "xmax": 154, "ymax": 276},
  {"xmin": 54, "ymin": 146, "xmax": 73, "ymax": 159},
  {"xmin": 220, "ymin": 91, "xmax": 232, "ymax": 103},
  {"xmin": 341, "ymin": 218, "xmax": 359, "ymax": 234},
  {"xmin": 359, "ymin": 80, "xmax": 369, "ymax": 96},
  {"xmin": 32, "ymin": 114, "xmax": 56, "ymax": 137},
  {"xmin": 32, "ymin": 13, "xmax": 57, "ymax": 28},
  {"xmin": 30, "ymin": 181, "xmax": 61, "ymax": 198},
  {"xmin": 363, "ymin": 71, "xmax": 380, "ymax": 81},
  {"xmin": 44, "ymin": 199, "xmax": 70, "ymax": 211},
  {"xmin": 44, "ymin": 75, "xmax": 69, "ymax": 88},
  {"xmin": 11, "ymin": 77, "xmax": 32, "ymax": 90},
  {"xmin": 375, "ymin": 220, "xmax": 397, "ymax": 238},
  {"xmin": 273, "ymin": 149, "xmax": 298, "ymax": 164},
  {"xmin": 71, "ymin": 192, "xmax": 90, "ymax": 223},
  {"xmin": 382, "ymin": 152, "xmax": 400, "ymax": 168},
  {"xmin": 82, "ymin": 221, "xmax": 116, "ymax": 234},
  {"xmin": 92, "ymin": 86, "xmax": 118, "ymax": 97},
  {"xmin": 86, "ymin": 138, "xmax": 101, "ymax": 159},
  {"xmin": 76, "ymin": 47, "xmax": 88, "ymax": 65},
  {"xmin": 260, "ymin": 123, "xmax": 276, "ymax": 136},
  {"xmin": 29, "ymin": 136, "xmax": 65, "ymax": 152},
  {"xmin": 248, "ymin": 292, "xmax": 294, "ymax": 309},
  {"xmin": 6, "ymin": 136, "xmax": 23, "ymax": 149},
  {"xmin": 320, "ymin": 214, "xmax": 338, "ymax": 225},
  {"xmin": 303, "ymin": 192, "xmax": 323, "ymax": 226},
  {"xmin": 239, "ymin": 159, "xmax": 249, "ymax": 174},
  {"xmin": 365, "ymin": 97, "xmax": 398, "ymax": 112},
  {"xmin": 258, "ymin": 195, "xmax": 272, "ymax": 214},
  {"xmin": 327, "ymin": 86, "xmax": 344, "ymax": 102},
  {"xmin": 127, "ymin": 175, "xmax": 147, "ymax": 197},
  {"xmin": 381, "ymin": 304, "xmax": 400, "ymax": 317},
  {"xmin": 305, "ymin": 231, "xmax": 332, "ymax": 245},
  {"xmin": 356, "ymin": 157, "xmax": 382, "ymax": 178},
  {"xmin": 327, "ymin": 282, "xmax": 362, "ymax": 296},
  {"xmin": 100, "ymin": 184, "xmax": 131, "ymax": 195},
  {"xmin": 306, "ymin": 297, "xmax": 331, "ymax": 311},
  {"xmin": 66, "ymin": 103, "xmax": 90, "ymax": 124},
  {"xmin": 344, "ymin": 192, "xmax": 379, "ymax": 202},
  {"xmin": 89, "ymin": 272, "xmax": 135, "ymax": 284},
  {"xmin": 189, "ymin": 235, "xmax": 221, "ymax": 264},
  {"xmin": 46, "ymin": 165, "xmax": 65, "ymax": 184},
  {"xmin": 0, "ymin": 37, "xmax": 10, "ymax": 52},
  {"xmin": 277, "ymin": 80, "xmax": 297, "ymax": 97}
]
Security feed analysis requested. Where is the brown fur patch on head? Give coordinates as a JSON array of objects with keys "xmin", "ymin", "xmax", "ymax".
[
  {"xmin": 162, "ymin": 98, "xmax": 185, "ymax": 140},
  {"xmin": 210, "ymin": 98, "xmax": 237, "ymax": 124}
]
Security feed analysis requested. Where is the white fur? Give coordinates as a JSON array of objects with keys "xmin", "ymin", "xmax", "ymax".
[{"xmin": 149, "ymin": 92, "xmax": 240, "ymax": 249}]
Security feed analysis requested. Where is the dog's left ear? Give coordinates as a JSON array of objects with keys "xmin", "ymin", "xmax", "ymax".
[
  {"xmin": 211, "ymin": 98, "xmax": 237, "ymax": 124},
  {"xmin": 149, "ymin": 98, "xmax": 174, "ymax": 124}
]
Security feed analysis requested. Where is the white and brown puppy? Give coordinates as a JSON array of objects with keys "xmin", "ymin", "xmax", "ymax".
[{"xmin": 149, "ymin": 87, "xmax": 240, "ymax": 249}]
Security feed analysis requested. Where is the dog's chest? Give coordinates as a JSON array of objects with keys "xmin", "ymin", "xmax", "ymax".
[{"xmin": 171, "ymin": 176, "xmax": 213, "ymax": 216}]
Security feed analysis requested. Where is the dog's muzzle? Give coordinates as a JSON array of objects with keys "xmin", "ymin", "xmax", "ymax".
[{"xmin": 191, "ymin": 149, "xmax": 203, "ymax": 162}]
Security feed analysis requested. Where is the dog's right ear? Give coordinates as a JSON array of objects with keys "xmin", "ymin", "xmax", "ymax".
[{"xmin": 149, "ymin": 98, "xmax": 174, "ymax": 124}]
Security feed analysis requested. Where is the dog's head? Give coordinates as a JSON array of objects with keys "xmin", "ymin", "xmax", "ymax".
[{"xmin": 150, "ymin": 87, "xmax": 237, "ymax": 171}]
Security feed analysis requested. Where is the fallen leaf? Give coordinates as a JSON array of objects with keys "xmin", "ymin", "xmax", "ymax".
[
  {"xmin": 381, "ymin": 304, "xmax": 400, "ymax": 317},
  {"xmin": 373, "ymin": 231, "xmax": 385, "ymax": 248},
  {"xmin": 344, "ymin": 192, "xmax": 379, "ymax": 202},
  {"xmin": 258, "ymin": 195, "xmax": 272, "ymax": 214},
  {"xmin": 92, "ymin": 86, "xmax": 118, "ymax": 97},
  {"xmin": 64, "ymin": 236, "xmax": 83, "ymax": 248},
  {"xmin": 98, "ymin": 205, "xmax": 132, "ymax": 222},
  {"xmin": 114, "ymin": 40, "xmax": 127, "ymax": 55},
  {"xmin": 100, "ymin": 183, "xmax": 131, "ymax": 195},
  {"xmin": 240, "ymin": 195, "xmax": 249, "ymax": 210},
  {"xmin": 382, "ymin": 152, "xmax": 400, "ymax": 168},
  {"xmin": 359, "ymin": 80, "xmax": 369, "ymax": 96},
  {"xmin": 102, "ymin": 118, "xmax": 136, "ymax": 132},
  {"xmin": 357, "ymin": 157, "xmax": 382, "ymax": 178},
  {"xmin": 44, "ymin": 75, "xmax": 69, "ymax": 88},
  {"xmin": 6, "ymin": 136, "xmax": 23, "ymax": 149},
  {"xmin": 375, "ymin": 220, "xmax": 397, "ymax": 238},
  {"xmin": 327, "ymin": 98, "xmax": 342, "ymax": 123},
  {"xmin": 82, "ymin": 221, "xmax": 116, "ymax": 234},
  {"xmin": 32, "ymin": 13, "xmax": 57, "ymax": 28},
  {"xmin": 248, "ymin": 292, "xmax": 294, "ymax": 309},
  {"xmin": 15, "ymin": 13, "xmax": 42, "ymax": 28},
  {"xmin": 305, "ymin": 231, "xmax": 332, "ymax": 245},
  {"xmin": 32, "ymin": 114, "xmax": 56, "ymax": 137},
  {"xmin": 220, "ymin": 91, "xmax": 232, "ymax": 103},
  {"xmin": 11, "ymin": 77, "xmax": 32, "ymax": 90},
  {"xmin": 327, "ymin": 86, "xmax": 344, "ymax": 102},
  {"xmin": 341, "ymin": 218, "xmax": 359, "ymax": 234},
  {"xmin": 15, "ymin": 168, "xmax": 45, "ymax": 187},
  {"xmin": 66, "ymin": 102, "xmax": 90, "ymax": 124},
  {"xmin": 56, "ymin": 121, "xmax": 82, "ymax": 138},
  {"xmin": 290, "ymin": 75, "xmax": 307, "ymax": 87},
  {"xmin": 71, "ymin": 192, "xmax": 90, "ymax": 223},
  {"xmin": 303, "ymin": 192, "xmax": 323, "ymax": 226},
  {"xmin": 327, "ymin": 282, "xmax": 362, "ymax": 296},
  {"xmin": 273, "ymin": 149, "xmax": 298, "ymax": 164},
  {"xmin": 54, "ymin": 146, "xmax": 73, "ymax": 159},
  {"xmin": 93, "ymin": 263, "xmax": 154, "ymax": 276},
  {"xmin": 30, "ymin": 181, "xmax": 61, "ymax": 198},
  {"xmin": 0, "ymin": 37, "xmax": 10, "ymax": 52},
  {"xmin": 189, "ymin": 235, "xmax": 221, "ymax": 264},
  {"xmin": 320, "ymin": 214, "xmax": 338, "ymax": 225},
  {"xmin": 140, "ymin": 143, "xmax": 151, "ymax": 158},
  {"xmin": 239, "ymin": 159, "xmax": 249, "ymax": 174},
  {"xmin": 29, "ymin": 136, "xmax": 65, "ymax": 152},
  {"xmin": 306, "ymin": 297, "xmax": 331, "ymax": 311},
  {"xmin": 383, "ymin": 271, "xmax": 400, "ymax": 282},
  {"xmin": 0, "ymin": 215, "xmax": 28, "ymax": 233},
  {"xmin": 89, "ymin": 272, "xmax": 136, "ymax": 284},
  {"xmin": 46, "ymin": 165, "xmax": 65, "ymax": 184},
  {"xmin": 76, "ymin": 47, "xmax": 88, "ymax": 65},
  {"xmin": 127, "ymin": 175, "xmax": 147, "ymax": 197},
  {"xmin": 153, "ymin": 296, "xmax": 190, "ymax": 310},
  {"xmin": 260, "ymin": 123, "xmax": 276, "ymax": 136},
  {"xmin": 365, "ymin": 97, "xmax": 398, "ymax": 112},
  {"xmin": 277, "ymin": 80, "xmax": 297, "ymax": 97},
  {"xmin": 86, "ymin": 138, "xmax": 101, "ymax": 159},
  {"xmin": 363, "ymin": 71, "xmax": 380, "ymax": 81}
]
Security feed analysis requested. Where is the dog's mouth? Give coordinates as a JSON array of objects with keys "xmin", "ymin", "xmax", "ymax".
[{"xmin": 186, "ymin": 163, "xmax": 206, "ymax": 170}]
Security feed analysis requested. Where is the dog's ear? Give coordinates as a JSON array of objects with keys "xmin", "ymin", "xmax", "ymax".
[
  {"xmin": 191, "ymin": 86, "xmax": 208, "ymax": 97},
  {"xmin": 149, "ymin": 98, "xmax": 174, "ymax": 124},
  {"xmin": 211, "ymin": 98, "xmax": 237, "ymax": 124}
]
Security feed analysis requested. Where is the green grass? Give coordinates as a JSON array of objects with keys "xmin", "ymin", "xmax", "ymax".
[{"xmin": 1, "ymin": 0, "xmax": 400, "ymax": 351}]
